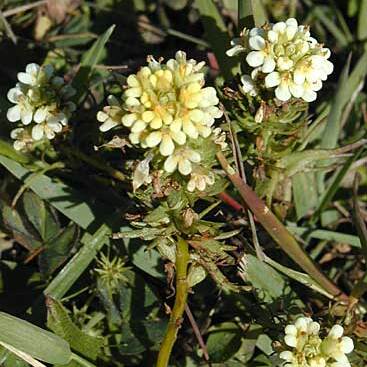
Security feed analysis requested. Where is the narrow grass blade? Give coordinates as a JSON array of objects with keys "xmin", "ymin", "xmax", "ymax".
[
  {"xmin": 292, "ymin": 172, "xmax": 318, "ymax": 220},
  {"xmin": 353, "ymin": 174, "xmax": 367, "ymax": 263},
  {"xmin": 339, "ymin": 51, "xmax": 367, "ymax": 108},
  {"xmin": 72, "ymin": 25, "xmax": 115, "ymax": 102},
  {"xmin": 287, "ymin": 226, "xmax": 361, "ymax": 247},
  {"xmin": 238, "ymin": 0, "xmax": 267, "ymax": 29},
  {"xmin": 358, "ymin": 0, "xmax": 367, "ymax": 45},
  {"xmin": 238, "ymin": 0, "xmax": 253, "ymax": 29},
  {"xmin": 250, "ymin": 0, "xmax": 267, "ymax": 27},
  {"xmin": 312, "ymin": 6, "xmax": 349, "ymax": 47},
  {"xmin": 311, "ymin": 146, "xmax": 364, "ymax": 224},
  {"xmin": 44, "ymin": 224, "xmax": 110, "ymax": 299},
  {"xmin": 195, "ymin": 0, "xmax": 237, "ymax": 80},
  {"xmin": 0, "ymin": 312, "xmax": 71, "ymax": 364},
  {"xmin": 264, "ymin": 256, "xmax": 334, "ymax": 299},
  {"xmin": 0, "ymin": 342, "xmax": 47, "ymax": 367},
  {"xmin": 0, "ymin": 155, "xmax": 110, "ymax": 230},
  {"xmin": 0, "ymin": 140, "xmax": 30, "ymax": 164},
  {"xmin": 321, "ymin": 55, "xmax": 351, "ymax": 149}
]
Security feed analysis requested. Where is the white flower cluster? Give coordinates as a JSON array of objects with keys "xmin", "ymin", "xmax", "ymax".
[
  {"xmin": 227, "ymin": 18, "xmax": 333, "ymax": 102},
  {"xmin": 280, "ymin": 317, "xmax": 354, "ymax": 367},
  {"xmin": 6, "ymin": 63, "xmax": 76, "ymax": 150},
  {"xmin": 98, "ymin": 51, "xmax": 225, "ymax": 192}
]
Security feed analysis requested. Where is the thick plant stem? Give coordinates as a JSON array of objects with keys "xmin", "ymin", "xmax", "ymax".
[
  {"xmin": 156, "ymin": 238, "xmax": 190, "ymax": 367},
  {"xmin": 217, "ymin": 151, "xmax": 349, "ymax": 302}
]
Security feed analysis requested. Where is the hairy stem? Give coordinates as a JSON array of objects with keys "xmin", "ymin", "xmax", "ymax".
[
  {"xmin": 156, "ymin": 238, "xmax": 190, "ymax": 367},
  {"xmin": 217, "ymin": 151, "xmax": 349, "ymax": 302}
]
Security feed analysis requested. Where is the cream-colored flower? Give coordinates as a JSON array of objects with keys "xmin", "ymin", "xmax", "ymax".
[
  {"xmin": 187, "ymin": 171, "xmax": 215, "ymax": 192},
  {"xmin": 99, "ymin": 51, "xmax": 223, "ymax": 156},
  {"xmin": 10, "ymin": 128, "xmax": 33, "ymax": 151},
  {"xmin": 320, "ymin": 325, "xmax": 354, "ymax": 367},
  {"xmin": 240, "ymin": 75, "xmax": 258, "ymax": 97},
  {"xmin": 284, "ymin": 317, "xmax": 321, "ymax": 349},
  {"xmin": 97, "ymin": 95, "xmax": 124, "ymax": 132},
  {"xmin": 7, "ymin": 63, "xmax": 75, "ymax": 148},
  {"xmin": 228, "ymin": 18, "xmax": 333, "ymax": 102},
  {"xmin": 212, "ymin": 127, "xmax": 228, "ymax": 151},
  {"xmin": 163, "ymin": 147, "xmax": 201, "ymax": 175},
  {"xmin": 280, "ymin": 317, "xmax": 354, "ymax": 367}
]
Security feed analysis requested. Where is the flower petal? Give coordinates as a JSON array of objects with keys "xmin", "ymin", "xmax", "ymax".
[
  {"xmin": 17, "ymin": 72, "xmax": 34, "ymax": 85},
  {"xmin": 160, "ymin": 135, "xmax": 175, "ymax": 156},
  {"xmin": 265, "ymin": 72, "xmax": 281, "ymax": 88},
  {"xmin": 249, "ymin": 35, "xmax": 265, "ymax": 50},
  {"xmin": 100, "ymin": 119, "xmax": 119, "ymax": 132},
  {"xmin": 146, "ymin": 131, "xmax": 162, "ymax": 147},
  {"xmin": 164, "ymin": 155, "xmax": 178, "ymax": 173},
  {"xmin": 275, "ymin": 84, "xmax": 291, "ymax": 101},
  {"xmin": 31, "ymin": 124, "xmax": 44, "ymax": 140},
  {"xmin": 7, "ymin": 105, "xmax": 21, "ymax": 122},
  {"xmin": 178, "ymin": 158, "xmax": 192, "ymax": 175},
  {"xmin": 246, "ymin": 51, "xmax": 265, "ymax": 67},
  {"xmin": 302, "ymin": 89, "xmax": 317, "ymax": 102},
  {"xmin": 284, "ymin": 335, "xmax": 297, "ymax": 348},
  {"xmin": 262, "ymin": 57, "xmax": 276, "ymax": 73}
]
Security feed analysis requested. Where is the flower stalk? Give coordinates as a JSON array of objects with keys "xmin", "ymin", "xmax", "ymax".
[
  {"xmin": 216, "ymin": 151, "xmax": 349, "ymax": 302},
  {"xmin": 156, "ymin": 238, "xmax": 190, "ymax": 367}
]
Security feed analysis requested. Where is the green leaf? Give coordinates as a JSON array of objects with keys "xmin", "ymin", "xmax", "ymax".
[
  {"xmin": 22, "ymin": 191, "xmax": 60, "ymax": 242},
  {"xmin": 162, "ymin": 0, "xmax": 189, "ymax": 10},
  {"xmin": 2, "ymin": 205, "xmax": 42, "ymax": 250},
  {"xmin": 353, "ymin": 175, "xmax": 367, "ymax": 263},
  {"xmin": 264, "ymin": 255, "xmax": 334, "ymax": 299},
  {"xmin": 96, "ymin": 269, "xmax": 165, "ymax": 355},
  {"xmin": 39, "ymin": 224, "xmax": 78, "ymax": 276},
  {"xmin": 0, "ymin": 155, "xmax": 110, "ymax": 231},
  {"xmin": 0, "ymin": 140, "xmax": 30, "ymax": 165},
  {"xmin": 119, "ymin": 319, "xmax": 167, "ymax": 355},
  {"xmin": 47, "ymin": 298, "xmax": 104, "ymax": 361},
  {"xmin": 0, "ymin": 312, "xmax": 71, "ymax": 365},
  {"xmin": 206, "ymin": 322, "xmax": 242, "ymax": 362},
  {"xmin": 246, "ymin": 255, "xmax": 286, "ymax": 302},
  {"xmin": 44, "ymin": 224, "xmax": 110, "ymax": 300},
  {"xmin": 320, "ymin": 55, "xmax": 351, "ymax": 149},
  {"xmin": 311, "ymin": 6, "xmax": 350, "ymax": 47},
  {"xmin": 287, "ymin": 226, "xmax": 361, "ymax": 248},
  {"xmin": 195, "ymin": 0, "xmax": 238, "ymax": 80},
  {"xmin": 238, "ymin": 0, "xmax": 267, "ymax": 28},
  {"xmin": 0, "ymin": 345, "xmax": 29, "ymax": 367},
  {"xmin": 311, "ymin": 146, "xmax": 364, "ymax": 224},
  {"xmin": 292, "ymin": 172, "xmax": 318, "ymax": 220},
  {"xmin": 72, "ymin": 25, "xmax": 115, "ymax": 102},
  {"xmin": 358, "ymin": 0, "xmax": 367, "ymax": 44},
  {"xmin": 238, "ymin": 0, "xmax": 254, "ymax": 29}
]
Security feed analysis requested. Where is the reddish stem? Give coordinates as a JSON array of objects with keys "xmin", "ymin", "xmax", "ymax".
[{"xmin": 218, "ymin": 192, "xmax": 245, "ymax": 212}]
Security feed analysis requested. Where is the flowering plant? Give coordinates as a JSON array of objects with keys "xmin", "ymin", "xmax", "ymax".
[
  {"xmin": 6, "ymin": 63, "xmax": 75, "ymax": 150},
  {"xmin": 281, "ymin": 317, "xmax": 354, "ymax": 367},
  {"xmin": 227, "ymin": 18, "xmax": 333, "ymax": 102},
  {"xmin": 0, "ymin": 2, "xmax": 365, "ymax": 367}
]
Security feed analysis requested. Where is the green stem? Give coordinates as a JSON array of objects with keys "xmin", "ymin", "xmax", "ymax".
[
  {"xmin": 156, "ymin": 238, "xmax": 190, "ymax": 367},
  {"xmin": 217, "ymin": 151, "xmax": 349, "ymax": 302},
  {"xmin": 71, "ymin": 353, "xmax": 97, "ymax": 367},
  {"xmin": 61, "ymin": 146, "xmax": 126, "ymax": 182}
]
